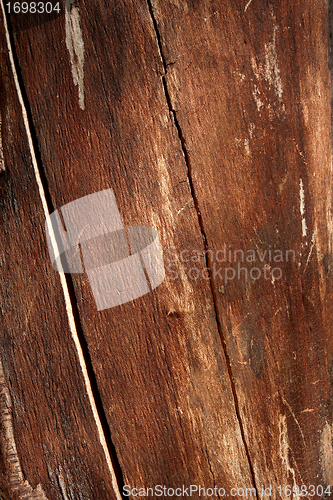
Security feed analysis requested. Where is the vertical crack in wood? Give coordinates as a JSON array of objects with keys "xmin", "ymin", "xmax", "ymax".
[
  {"xmin": 204, "ymin": 444, "xmax": 217, "ymax": 490},
  {"xmin": 146, "ymin": 0, "xmax": 259, "ymax": 494},
  {"xmin": 0, "ymin": 4, "xmax": 124, "ymax": 499}
]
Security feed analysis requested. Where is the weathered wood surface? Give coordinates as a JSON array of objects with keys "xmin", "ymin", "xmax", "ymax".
[
  {"xmin": 151, "ymin": 0, "xmax": 333, "ymax": 492},
  {"xmin": 0, "ymin": 6, "xmax": 121, "ymax": 500},
  {"xmin": 0, "ymin": 0, "xmax": 333, "ymax": 499}
]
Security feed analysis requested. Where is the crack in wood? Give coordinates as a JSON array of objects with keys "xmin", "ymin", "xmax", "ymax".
[
  {"xmin": 146, "ymin": 0, "xmax": 259, "ymax": 495},
  {"xmin": 0, "ymin": 3, "xmax": 123, "ymax": 498},
  {"xmin": 204, "ymin": 444, "xmax": 218, "ymax": 495}
]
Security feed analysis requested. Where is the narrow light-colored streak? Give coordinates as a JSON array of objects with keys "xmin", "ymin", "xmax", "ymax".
[
  {"xmin": 204, "ymin": 10, "xmax": 220, "ymax": 22},
  {"xmin": 65, "ymin": 0, "xmax": 85, "ymax": 110},
  {"xmin": 282, "ymin": 397, "xmax": 306, "ymax": 447},
  {"xmin": 0, "ymin": 4, "xmax": 122, "ymax": 499},
  {"xmin": 0, "ymin": 116, "xmax": 5, "ymax": 172},
  {"xmin": 299, "ymin": 179, "xmax": 305, "ymax": 216},
  {"xmin": 57, "ymin": 470, "xmax": 70, "ymax": 500},
  {"xmin": 299, "ymin": 178, "xmax": 307, "ymax": 237},
  {"xmin": 304, "ymin": 242, "xmax": 314, "ymax": 270},
  {"xmin": 279, "ymin": 415, "xmax": 301, "ymax": 499},
  {"xmin": 177, "ymin": 200, "xmax": 192, "ymax": 215},
  {"xmin": 304, "ymin": 232, "xmax": 315, "ymax": 272},
  {"xmin": 244, "ymin": 0, "xmax": 254, "ymax": 12}
]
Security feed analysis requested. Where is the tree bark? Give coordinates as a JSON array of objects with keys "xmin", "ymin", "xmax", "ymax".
[{"xmin": 0, "ymin": 1, "xmax": 332, "ymax": 499}]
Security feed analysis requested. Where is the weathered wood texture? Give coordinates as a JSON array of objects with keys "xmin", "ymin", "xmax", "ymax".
[
  {"xmin": 0, "ymin": 7, "xmax": 121, "ymax": 500},
  {"xmin": 0, "ymin": 0, "xmax": 333, "ymax": 499},
  {"xmin": 1, "ymin": 0, "xmax": 253, "ymax": 495},
  {"xmin": 151, "ymin": 0, "xmax": 333, "ymax": 491}
]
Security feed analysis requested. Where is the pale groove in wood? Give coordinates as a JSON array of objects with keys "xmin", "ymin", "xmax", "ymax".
[
  {"xmin": 0, "ymin": 3, "xmax": 121, "ymax": 498},
  {"xmin": 244, "ymin": 0, "xmax": 254, "ymax": 13},
  {"xmin": 0, "ymin": 116, "xmax": 5, "ymax": 172},
  {"xmin": 320, "ymin": 422, "xmax": 333, "ymax": 485},
  {"xmin": 299, "ymin": 178, "xmax": 308, "ymax": 238},
  {"xmin": 64, "ymin": 0, "xmax": 85, "ymax": 110},
  {"xmin": 278, "ymin": 414, "xmax": 304, "ymax": 497}
]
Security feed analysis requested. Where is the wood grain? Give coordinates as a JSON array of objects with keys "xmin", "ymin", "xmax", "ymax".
[
  {"xmin": 0, "ymin": 7, "xmax": 121, "ymax": 499},
  {"xmin": 1, "ymin": 0, "xmax": 333, "ymax": 498},
  {"xmin": 2, "ymin": 0, "xmax": 254, "ymax": 495},
  {"xmin": 150, "ymin": 0, "xmax": 333, "ymax": 494}
]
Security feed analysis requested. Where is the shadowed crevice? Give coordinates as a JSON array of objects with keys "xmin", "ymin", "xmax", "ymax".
[
  {"xmin": 0, "ymin": 4, "xmax": 125, "ymax": 498},
  {"xmin": 146, "ymin": 0, "xmax": 259, "ymax": 496}
]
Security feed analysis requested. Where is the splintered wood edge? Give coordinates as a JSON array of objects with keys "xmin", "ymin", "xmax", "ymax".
[
  {"xmin": 0, "ymin": 357, "xmax": 49, "ymax": 499},
  {"xmin": 0, "ymin": 2, "xmax": 122, "ymax": 498}
]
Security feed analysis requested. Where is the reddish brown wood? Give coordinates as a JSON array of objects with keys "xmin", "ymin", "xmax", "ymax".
[
  {"xmin": 1, "ymin": 0, "xmax": 333, "ymax": 498},
  {"xmin": 2, "ymin": 0, "xmax": 254, "ymax": 495},
  {"xmin": 151, "ymin": 0, "xmax": 333, "ymax": 492},
  {"xmin": 0, "ymin": 9, "xmax": 121, "ymax": 500}
]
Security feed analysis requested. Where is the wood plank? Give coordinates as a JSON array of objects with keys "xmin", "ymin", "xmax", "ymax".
[
  {"xmin": 149, "ymin": 0, "xmax": 333, "ymax": 493},
  {"xmin": 2, "ymin": 0, "xmax": 256, "ymax": 494},
  {"xmin": 0, "ymin": 7, "xmax": 122, "ymax": 500}
]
